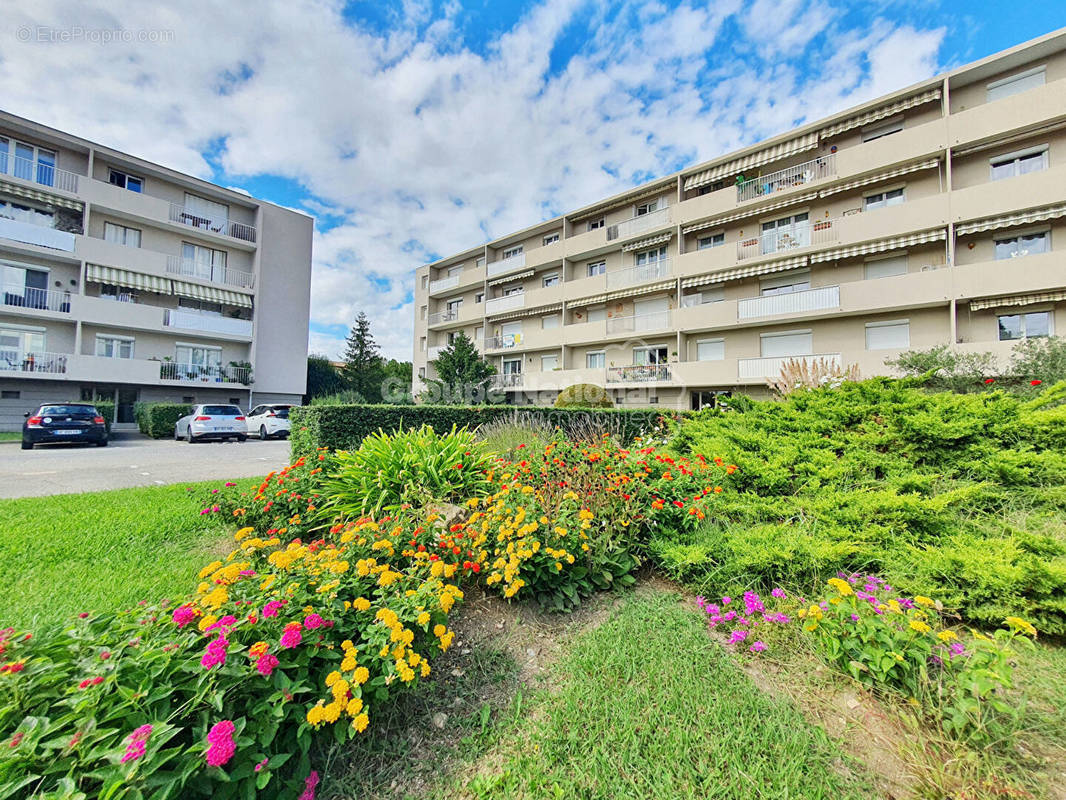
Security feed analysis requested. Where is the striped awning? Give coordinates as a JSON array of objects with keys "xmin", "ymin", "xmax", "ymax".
[
  {"xmin": 809, "ymin": 229, "xmax": 946, "ymax": 264},
  {"xmin": 488, "ymin": 269, "xmax": 533, "ymax": 286},
  {"xmin": 489, "ymin": 303, "xmax": 563, "ymax": 322},
  {"xmin": 970, "ymin": 291, "xmax": 1066, "ymax": 312},
  {"xmin": 682, "ymin": 192, "xmax": 818, "ymax": 235},
  {"xmin": 85, "ymin": 263, "xmax": 170, "ymax": 294},
  {"xmin": 621, "ymin": 232, "xmax": 673, "ymax": 252},
  {"xmin": 956, "ymin": 204, "xmax": 1066, "ymax": 237},
  {"xmin": 683, "ymin": 133, "xmax": 819, "ymax": 191},
  {"xmin": 569, "ymin": 181, "xmax": 675, "ymax": 223},
  {"xmin": 569, "ymin": 280, "xmax": 674, "ymax": 308},
  {"xmin": 172, "ymin": 279, "xmax": 253, "ymax": 308},
  {"xmin": 818, "ymin": 159, "xmax": 939, "ymax": 198},
  {"xmin": 0, "ymin": 179, "xmax": 84, "ymax": 212},
  {"xmin": 819, "ymin": 89, "xmax": 942, "ymax": 139},
  {"xmin": 680, "ymin": 255, "xmax": 807, "ymax": 288}
]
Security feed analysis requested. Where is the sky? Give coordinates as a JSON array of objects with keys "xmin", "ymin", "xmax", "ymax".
[{"xmin": 0, "ymin": 1, "xmax": 1063, "ymax": 360}]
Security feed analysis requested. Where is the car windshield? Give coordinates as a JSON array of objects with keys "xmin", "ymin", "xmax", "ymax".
[
  {"xmin": 39, "ymin": 405, "xmax": 97, "ymax": 417},
  {"xmin": 270, "ymin": 407, "xmax": 291, "ymax": 419},
  {"xmin": 202, "ymin": 406, "xmax": 243, "ymax": 416}
]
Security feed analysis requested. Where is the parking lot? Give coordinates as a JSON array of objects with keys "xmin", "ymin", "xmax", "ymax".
[{"xmin": 0, "ymin": 434, "xmax": 292, "ymax": 499}]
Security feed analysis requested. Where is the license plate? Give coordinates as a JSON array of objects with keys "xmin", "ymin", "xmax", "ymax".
[
  {"xmin": 54, "ymin": 429, "xmax": 82, "ymax": 435},
  {"xmin": 216, "ymin": 426, "xmax": 234, "ymax": 431}
]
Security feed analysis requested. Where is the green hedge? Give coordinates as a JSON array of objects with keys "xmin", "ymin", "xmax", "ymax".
[
  {"xmin": 94, "ymin": 401, "xmax": 114, "ymax": 432},
  {"xmin": 134, "ymin": 402, "xmax": 194, "ymax": 439},
  {"xmin": 290, "ymin": 404, "xmax": 688, "ymax": 456}
]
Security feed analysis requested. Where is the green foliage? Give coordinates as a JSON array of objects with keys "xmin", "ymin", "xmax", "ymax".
[
  {"xmin": 310, "ymin": 389, "xmax": 368, "ymax": 406},
  {"xmin": 342, "ymin": 311, "xmax": 385, "ymax": 403},
  {"xmin": 1010, "ymin": 336, "xmax": 1066, "ymax": 383},
  {"xmin": 304, "ymin": 354, "xmax": 346, "ymax": 403},
  {"xmin": 887, "ymin": 336, "xmax": 1066, "ymax": 392},
  {"xmin": 94, "ymin": 400, "xmax": 114, "ymax": 432},
  {"xmin": 420, "ymin": 332, "xmax": 496, "ymax": 404},
  {"xmin": 554, "ymin": 383, "xmax": 612, "ymax": 408},
  {"xmin": 133, "ymin": 402, "xmax": 194, "ymax": 438}
]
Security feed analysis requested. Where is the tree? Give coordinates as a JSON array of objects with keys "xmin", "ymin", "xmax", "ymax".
[
  {"xmin": 304, "ymin": 355, "xmax": 346, "ymax": 403},
  {"xmin": 423, "ymin": 332, "xmax": 496, "ymax": 404},
  {"xmin": 381, "ymin": 359, "xmax": 414, "ymax": 404},
  {"xmin": 341, "ymin": 312, "xmax": 385, "ymax": 403}
]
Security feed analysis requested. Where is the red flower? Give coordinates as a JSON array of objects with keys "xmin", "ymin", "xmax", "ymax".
[
  {"xmin": 984, "ymin": 378, "xmax": 995, "ymax": 384},
  {"xmin": 1031, "ymin": 379, "xmax": 1042, "ymax": 386}
]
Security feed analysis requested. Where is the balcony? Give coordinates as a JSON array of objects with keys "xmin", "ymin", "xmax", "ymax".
[
  {"xmin": 606, "ymin": 259, "xmax": 670, "ymax": 290},
  {"xmin": 0, "ymin": 154, "xmax": 80, "ymax": 193},
  {"xmin": 427, "ymin": 309, "xmax": 459, "ymax": 326},
  {"xmin": 606, "ymin": 364, "xmax": 672, "ymax": 384},
  {"xmin": 159, "ymin": 361, "xmax": 252, "ymax": 386},
  {"xmin": 487, "ymin": 251, "xmax": 527, "ymax": 277},
  {"xmin": 426, "ymin": 345, "xmax": 445, "ymax": 361},
  {"xmin": 485, "ymin": 293, "xmax": 525, "ymax": 315},
  {"xmin": 0, "ymin": 216, "xmax": 76, "ymax": 251},
  {"xmin": 736, "ymin": 154, "xmax": 836, "ymax": 203},
  {"xmin": 606, "ymin": 310, "xmax": 672, "ymax": 335},
  {"xmin": 737, "ymin": 218, "xmax": 838, "ymax": 261},
  {"xmin": 484, "ymin": 333, "xmax": 522, "ymax": 350},
  {"xmin": 607, "ymin": 206, "xmax": 671, "ymax": 242},
  {"xmin": 737, "ymin": 285, "xmax": 840, "ymax": 320},
  {"xmin": 428, "ymin": 274, "xmax": 460, "ymax": 294},
  {"xmin": 1, "ymin": 284, "xmax": 72, "ymax": 314},
  {"xmin": 0, "ymin": 350, "xmax": 69, "ymax": 376},
  {"xmin": 492, "ymin": 373, "xmax": 524, "ymax": 388},
  {"xmin": 738, "ymin": 353, "xmax": 841, "ymax": 380},
  {"xmin": 168, "ymin": 203, "xmax": 257, "ymax": 243},
  {"xmin": 165, "ymin": 256, "xmax": 255, "ymax": 289},
  {"xmin": 164, "ymin": 309, "xmax": 253, "ymax": 338}
]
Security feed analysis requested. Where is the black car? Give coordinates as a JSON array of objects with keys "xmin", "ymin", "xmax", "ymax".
[{"xmin": 22, "ymin": 403, "xmax": 109, "ymax": 450}]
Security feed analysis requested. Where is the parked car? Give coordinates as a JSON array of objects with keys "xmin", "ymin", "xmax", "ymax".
[
  {"xmin": 174, "ymin": 405, "xmax": 247, "ymax": 443},
  {"xmin": 246, "ymin": 404, "xmax": 294, "ymax": 439},
  {"xmin": 22, "ymin": 403, "xmax": 108, "ymax": 450}
]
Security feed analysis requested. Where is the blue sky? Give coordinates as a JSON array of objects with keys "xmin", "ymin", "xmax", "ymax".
[{"xmin": 1, "ymin": 1, "xmax": 1063, "ymax": 358}]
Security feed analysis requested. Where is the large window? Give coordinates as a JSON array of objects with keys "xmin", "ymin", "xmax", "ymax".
[
  {"xmin": 998, "ymin": 311, "xmax": 1052, "ymax": 341},
  {"xmin": 986, "ymin": 66, "xmax": 1045, "ymax": 103},
  {"xmin": 181, "ymin": 242, "xmax": 227, "ymax": 280},
  {"xmin": 633, "ymin": 346, "xmax": 668, "ymax": 365},
  {"xmin": 543, "ymin": 233, "xmax": 560, "ymax": 246},
  {"xmin": 587, "ymin": 218, "xmax": 605, "ymax": 231},
  {"xmin": 586, "ymin": 260, "xmax": 606, "ymax": 277},
  {"xmin": 0, "ymin": 138, "xmax": 57, "ymax": 186},
  {"xmin": 1, "ymin": 264, "xmax": 49, "ymax": 309},
  {"xmin": 95, "ymin": 335, "xmax": 134, "ymax": 359},
  {"xmin": 861, "ymin": 116, "xmax": 903, "ymax": 143},
  {"xmin": 864, "ymin": 187, "xmax": 904, "ymax": 211},
  {"xmin": 635, "ymin": 245, "xmax": 668, "ymax": 265},
  {"xmin": 501, "ymin": 358, "xmax": 522, "ymax": 375},
  {"xmin": 542, "ymin": 272, "xmax": 560, "ymax": 287},
  {"xmin": 586, "ymin": 306, "xmax": 606, "ymax": 323},
  {"xmin": 541, "ymin": 354, "xmax": 559, "ymax": 371},
  {"xmin": 0, "ymin": 199, "xmax": 54, "ymax": 227},
  {"xmin": 760, "ymin": 269, "xmax": 811, "ymax": 297},
  {"xmin": 104, "ymin": 222, "xmax": 141, "ymax": 247},
  {"xmin": 697, "ymin": 232, "xmax": 724, "ymax": 250},
  {"xmin": 760, "ymin": 330, "xmax": 813, "ymax": 358},
  {"xmin": 446, "ymin": 298, "xmax": 463, "ymax": 314},
  {"xmin": 178, "ymin": 297, "xmax": 224, "ymax": 315},
  {"xmin": 586, "ymin": 351, "xmax": 605, "ymax": 369},
  {"xmin": 0, "ymin": 325, "xmax": 45, "ymax": 368},
  {"xmin": 635, "ymin": 199, "xmax": 661, "ymax": 216},
  {"xmin": 696, "ymin": 338, "xmax": 724, "ymax": 361},
  {"xmin": 108, "ymin": 169, "xmax": 143, "ymax": 192},
  {"xmin": 865, "ymin": 320, "xmax": 910, "ymax": 350},
  {"xmin": 502, "ymin": 245, "xmax": 523, "ymax": 259},
  {"xmin": 542, "ymin": 313, "xmax": 560, "ymax": 329},
  {"xmin": 865, "ymin": 254, "xmax": 908, "ymax": 280},
  {"xmin": 994, "ymin": 231, "xmax": 1048, "ymax": 260},
  {"xmin": 760, "ymin": 212, "xmax": 809, "ymax": 254},
  {"xmin": 182, "ymin": 193, "xmax": 229, "ymax": 231},
  {"xmin": 175, "ymin": 344, "xmax": 222, "ymax": 368},
  {"xmin": 990, "ymin": 147, "xmax": 1048, "ymax": 181}
]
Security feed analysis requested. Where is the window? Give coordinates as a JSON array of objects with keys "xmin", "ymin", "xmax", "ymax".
[
  {"xmin": 446, "ymin": 331, "xmax": 458, "ymax": 345},
  {"xmin": 181, "ymin": 193, "xmax": 229, "ymax": 231},
  {"xmin": 864, "ymin": 187, "xmax": 904, "ymax": 210},
  {"xmin": 760, "ymin": 269, "xmax": 811, "ymax": 297},
  {"xmin": 998, "ymin": 311, "xmax": 1052, "ymax": 341},
  {"xmin": 108, "ymin": 169, "xmax": 143, "ymax": 192},
  {"xmin": 475, "ymin": 326, "xmax": 484, "ymax": 341},
  {"xmin": 586, "ymin": 306, "xmax": 606, "ymax": 323},
  {"xmin": 181, "ymin": 242, "xmax": 228, "ymax": 281},
  {"xmin": 95, "ymin": 335, "xmax": 134, "ymax": 359},
  {"xmin": 588, "ymin": 218, "xmax": 605, "ymax": 231},
  {"xmin": 760, "ymin": 330, "xmax": 813, "ymax": 358},
  {"xmin": 502, "ymin": 284, "xmax": 524, "ymax": 297},
  {"xmin": 696, "ymin": 338, "xmax": 725, "ymax": 361},
  {"xmin": 475, "ymin": 256, "xmax": 486, "ymax": 268},
  {"xmin": 1, "ymin": 264, "xmax": 51, "ymax": 310},
  {"xmin": 681, "ymin": 286, "xmax": 724, "ymax": 306},
  {"xmin": 541, "ymin": 354, "xmax": 559, "ymax": 371},
  {"xmin": 1, "ymin": 390, "xmax": 20, "ymax": 399},
  {"xmin": 861, "ymin": 115, "xmax": 903, "ymax": 143},
  {"xmin": 697, "ymin": 233, "xmax": 724, "ymax": 250},
  {"xmin": 990, "ymin": 147, "xmax": 1048, "ymax": 181},
  {"xmin": 0, "ymin": 139, "xmax": 56, "ymax": 186},
  {"xmin": 994, "ymin": 230, "xmax": 1048, "ymax": 260},
  {"xmin": 420, "ymin": 336, "xmax": 426, "ymax": 351},
  {"xmin": 447, "ymin": 265, "xmax": 463, "ymax": 278},
  {"xmin": 543, "ymin": 233, "xmax": 560, "ymax": 246},
  {"xmin": 586, "ymin": 260, "xmax": 606, "ymax": 277},
  {"xmin": 446, "ymin": 298, "xmax": 463, "ymax": 313},
  {"xmin": 0, "ymin": 199, "xmax": 54, "ymax": 227},
  {"xmin": 0, "ymin": 325, "xmax": 45, "ymax": 365},
  {"xmin": 420, "ymin": 305, "xmax": 427, "ymax": 319},
  {"xmin": 418, "ymin": 367, "xmax": 426, "ymax": 379},
  {"xmin": 635, "ymin": 246, "xmax": 668, "ymax": 265},
  {"xmin": 181, "ymin": 396, "xmax": 195, "ymax": 403},
  {"xmin": 178, "ymin": 297, "xmax": 223, "ymax": 315},
  {"xmin": 475, "ymin": 292, "xmax": 484, "ymax": 304},
  {"xmin": 421, "ymin": 275, "xmax": 428, "ymax": 290},
  {"xmin": 865, "ymin": 320, "xmax": 910, "ymax": 350},
  {"xmin": 865, "ymin": 254, "xmax": 908, "ymax": 280},
  {"xmin": 103, "ymin": 222, "xmax": 141, "ymax": 247},
  {"xmin": 542, "ymin": 314, "xmax": 560, "ymax": 329},
  {"xmin": 542, "ymin": 272, "xmax": 560, "ymax": 288},
  {"xmin": 99, "ymin": 283, "xmax": 136, "ymax": 303},
  {"xmin": 502, "ymin": 245, "xmax": 523, "ymax": 259},
  {"xmin": 501, "ymin": 358, "xmax": 522, "ymax": 375},
  {"xmin": 586, "ymin": 351, "xmax": 606, "ymax": 369},
  {"xmin": 633, "ymin": 346, "xmax": 668, "ymax": 365},
  {"xmin": 175, "ymin": 345, "xmax": 222, "ymax": 369},
  {"xmin": 987, "ymin": 66, "xmax": 1045, "ymax": 103},
  {"xmin": 635, "ymin": 199, "xmax": 661, "ymax": 216},
  {"xmin": 761, "ymin": 212, "xmax": 809, "ymax": 253}
]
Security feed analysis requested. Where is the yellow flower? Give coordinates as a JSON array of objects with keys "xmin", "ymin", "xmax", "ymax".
[
  {"xmin": 352, "ymin": 597, "xmax": 371, "ymax": 612},
  {"xmin": 827, "ymin": 577, "xmax": 853, "ymax": 597},
  {"xmin": 198, "ymin": 614, "xmax": 218, "ymax": 632},
  {"xmin": 914, "ymin": 596, "xmax": 935, "ymax": 608},
  {"xmin": 351, "ymin": 713, "xmax": 370, "ymax": 733},
  {"xmin": 325, "ymin": 670, "xmax": 341, "ymax": 688},
  {"xmin": 1004, "ymin": 616, "xmax": 1037, "ymax": 637},
  {"xmin": 417, "ymin": 612, "xmax": 431, "ymax": 626},
  {"xmin": 909, "ymin": 619, "xmax": 932, "ymax": 634},
  {"xmin": 353, "ymin": 666, "xmax": 370, "ymax": 684},
  {"xmin": 323, "ymin": 701, "xmax": 342, "ymax": 724},
  {"xmin": 433, "ymin": 624, "xmax": 446, "ymax": 637},
  {"xmin": 936, "ymin": 630, "xmax": 957, "ymax": 642},
  {"xmin": 341, "ymin": 656, "xmax": 357, "ymax": 671},
  {"xmin": 306, "ymin": 701, "xmax": 326, "ymax": 726},
  {"xmin": 420, "ymin": 661, "xmax": 431, "ymax": 677},
  {"xmin": 346, "ymin": 697, "xmax": 363, "ymax": 716}
]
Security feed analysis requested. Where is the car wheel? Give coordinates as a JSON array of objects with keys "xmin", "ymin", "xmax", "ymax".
[
  {"xmin": 97, "ymin": 440, "xmax": 108, "ymax": 447},
  {"xmin": 174, "ymin": 429, "xmax": 181, "ymax": 441},
  {"xmin": 188, "ymin": 433, "xmax": 198, "ymax": 443},
  {"xmin": 238, "ymin": 435, "xmax": 248, "ymax": 443},
  {"xmin": 21, "ymin": 440, "xmax": 32, "ymax": 450},
  {"xmin": 259, "ymin": 425, "xmax": 268, "ymax": 440}
]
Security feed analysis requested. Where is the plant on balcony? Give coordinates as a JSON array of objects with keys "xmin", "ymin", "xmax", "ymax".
[
  {"xmin": 555, "ymin": 383, "xmax": 613, "ymax": 408},
  {"xmin": 227, "ymin": 360, "xmax": 254, "ymax": 386}
]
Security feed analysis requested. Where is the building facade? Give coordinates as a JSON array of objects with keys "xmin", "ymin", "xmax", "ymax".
[
  {"xmin": 0, "ymin": 111, "xmax": 313, "ymax": 430},
  {"xmin": 413, "ymin": 29, "xmax": 1066, "ymax": 409}
]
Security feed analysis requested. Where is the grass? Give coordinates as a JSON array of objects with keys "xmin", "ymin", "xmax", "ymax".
[
  {"xmin": 0, "ymin": 432, "xmax": 20, "ymax": 442},
  {"xmin": 0, "ymin": 480, "xmax": 250, "ymax": 630}
]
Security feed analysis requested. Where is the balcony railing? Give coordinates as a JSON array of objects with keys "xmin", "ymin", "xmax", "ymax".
[
  {"xmin": 484, "ymin": 333, "xmax": 522, "ymax": 350},
  {"xmin": 165, "ymin": 256, "xmax": 255, "ymax": 289},
  {"xmin": 1, "ymin": 284, "xmax": 72, "ymax": 313},
  {"xmin": 607, "ymin": 205, "xmax": 671, "ymax": 241},
  {"xmin": 485, "ymin": 293, "xmax": 525, "ymax": 315},
  {"xmin": 736, "ymin": 218, "xmax": 838, "ymax": 261},
  {"xmin": 487, "ymin": 251, "xmax": 527, "ymax": 277},
  {"xmin": 427, "ymin": 309, "xmax": 459, "ymax": 326},
  {"xmin": 0, "ymin": 350, "xmax": 69, "ymax": 375},
  {"xmin": 428, "ymin": 274, "xmax": 460, "ymax": 294},
  {"xmin": 164, "ymin": 309, "xmax": 253, "ymax": 337},
  {"xmin": 606, "ymin": 364, "xmax": 672, "ymax": 383},
  {"xmin": 426, "ymin": 345, "xmax": 444, "ymax": 360},
  {"xmin": 492, "ymin": 373, "xmax": 524, "ymax": 388},
  {"xmin": 605, "ymin": 310, "xmax": 672, "ymax": 335},
  {"xmin": 0, "ymin": 154, "xmax": 80, "ymax": 193},
  {"xmin": 738, "ymin": 353, "xmax": 841, "ymax": 380},
  {"xmin": 606, "ymin": 259, "xmax": 670, "ymax": 290},
  {"xmin": 736, "ymin": 153, "xmax": 836, "ymax": 203},
  {"xmin": 168, "ymin": 204, "xmax": 257, "ymax": 243},
  {"xmin": 0, "ymin": 216, "xmax": 77, "ymax": 251},
  {"xmin": 737, "ymin": 285, "xmax": 840, "ymax": 319},
  {"xmin": 160, "ymin": 362, "xmax": 252, "ymax": 385}
]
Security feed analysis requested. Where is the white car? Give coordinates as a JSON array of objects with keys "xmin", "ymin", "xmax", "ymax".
[
  {"xmin": 174, "ymin": 404, "xmax": 248, "ymax": 443},
  {"xmin": 246, "ymin": 404, "xmax": 294, "ymax": 439}
]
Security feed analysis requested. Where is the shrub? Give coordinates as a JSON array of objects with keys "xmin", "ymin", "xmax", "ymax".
[
  {"xmin": 310, "ymin": 389, "xmax": 367, "ymax": 406},
  {"xmin": 1009, "ymin": 336, "xmax": 1066, "ymax": 384},
  {"xmin": 135, "ymin": 403, "xmax": 194, "ymax": 438},
  {"xmin": 475, "ymin": 411, "xmax": 557, "ymax": 458},
  {"xmin": 554, "ymin": 383, "xmax": 612, "ymax": 408},
  {"xmin": 768, "ymin": 357, "xmax": 859, "ymax": 396},
  {"xmin": 94, "ymin": 400, "xmax": 114, "ymax": 432}
]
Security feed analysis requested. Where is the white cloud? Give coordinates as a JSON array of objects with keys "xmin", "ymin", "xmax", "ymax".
[{"xmin": 0, "ymin": 0, "xmax": 947, "ymax": 359}]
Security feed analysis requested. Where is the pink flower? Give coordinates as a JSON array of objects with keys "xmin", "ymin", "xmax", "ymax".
[
  {"xmin": 749, "ymin": 641, "xmax": 766, "ymax": 653},
  {"xmin": 121, "ymin": 724, "xmax": 153, "ymax": 764},
  {"xmin": 280, "ymin": 622, "xmax": 302, "ymax": 650},
  {"xmin": 78, "ymin": 612, "xmax": 89, "ymax": 619},
  {"xmin": 721, "ymin": 596, "xmax": 732, "ymax": 605},
  {"xmin": 303, "ymin": 613, "xmax": 325, "ymax": 630},
  {"xmin": 256, "ymin": 653, "xmax": 279, "ymax": 676},
  {"xmin": 255, "ymin": 758, "xmax": 269, "ymax": 772},
  {"xmin": 225, "ymin": 482, "xmax": 237, "ymax": 487},
  {"xmin": 200, "ymin": 636, "xmax": 229, "ymax": 670},
  {"xmin": 298, "ymin": 770, "xmax": 320, "ymax": 800},
  {"xmin": 262, "ymin": 600, "xmax": 286, "ymax": 618},
  {"xmin": 100, "ymin": 651, "xmax": 111, "ymax": 660},
  {"xmin": 172, "ymin": 605, "xmax": 197, "ymax": 628},
  {"xmin": 205, "ymin": 720, "xmax": 236, "ymax": 768},
  {"xmin": 727, "ymin": 629, "xmax": 748, "ymax": 644},
  {"xmin": 771, "ymin": 588, "xmax": 786, "ymax": 599},
  {"xmin": 204, "ymin": 615, "xmax": 237, "ymax": 634}
]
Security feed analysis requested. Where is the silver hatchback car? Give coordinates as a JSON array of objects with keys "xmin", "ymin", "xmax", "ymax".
[{"xmin": 174, "ymin": 404, "xmax": 248, "ymax": 443}]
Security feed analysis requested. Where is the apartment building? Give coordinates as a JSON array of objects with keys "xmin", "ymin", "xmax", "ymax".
[
  {"xmin": 0, "ymin": 110, "xmax": 313, "ymax": 429},
  {"xmin": 413, "ymin": 28, "xmax": 1066, "ymax": 409}
]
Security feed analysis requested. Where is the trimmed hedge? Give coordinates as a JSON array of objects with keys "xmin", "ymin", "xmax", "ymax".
[
  {"xmin": 290, "ymin": 403, "xmax": 688, "ymax": 456},
  {"xmin": 134, "ymin": 402, "xmax": 194, "ymax": 439},
  {"xmin": 94, "ymin": 400, "xmax": 114, "ymax": 432}
]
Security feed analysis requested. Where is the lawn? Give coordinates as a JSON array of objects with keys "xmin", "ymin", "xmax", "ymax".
[
  {"xmin": 0, "ymin": 432, "xmax": 20, "ymax": 442},
  {"xmin": 0, "ymin": 480, "xmax": 248, "ymax": 630}
]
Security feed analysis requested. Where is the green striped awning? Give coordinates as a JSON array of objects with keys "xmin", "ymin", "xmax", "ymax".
[
  {"xmin": 0, "ymin": 179, "xmax": 84, "ymax": 212},
  {"xmin": 171, "ymin": 279, "xmax": 253, "ymax": 308},
  {"xmin": 970, "ymin": 291, "xmax": 1066, "ymax": 312},
  {"xmin": 956, "ymin": 203, "xmax": 1066, "ymax": 237},
  {"xmin": 85, "ymin": 263, "xmax": 171, "ymax": 294}
]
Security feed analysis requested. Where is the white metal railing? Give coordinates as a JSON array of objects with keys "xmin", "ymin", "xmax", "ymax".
[
  {"xmin": 606, "ymin": 310, "xmax": 672, "ymax": 335},
  {"xmin": 484, "ymin": 333, "xmax": 522, "ymax": 350},
  {"xmin": 164, "ymin": 309, "xmax": 253, "ymax": 337},
  {"xmin": 736, "ymin": 218, "xmax": 838, "ymax": 261},
  {"xmin": 736, "ymin": 153, "xmax": 836, "ymax": 203},
  {"xmin": 0, "ymin": 350, "xmax": 69, "ymax": 375},
  {"xmin": 168, "ymin": 204, "xmax": 257, "ymax": 243},
  {"xmin": 428, "ymin": 309, "xmax": 459, "ymax": 325},
  {"xmin": 0, "ymin": 154, "xmax": 80, "ymax": 193},
  {"xmin": 492, "ymin": 373, "xmax": 524, "ymax": 388},
  {"xmin": 165, "ymin": 256, "xmax": 255, "ymax": 289},
  {"xmin": 0, "ymin": 216, "xmax": 77, "ymax": 251},
  {"xmin": 738, "ymin": 353, "xmax": 841, "ymax": 380},
  {"xmin": 487, "ymin": 251, "xmax": 527, "ymax": 277},
  {"xmin": 426, "ymin": 345, "xmax": 444, "ymax": 360},
  {"xmin": 607, "ymin": 205, "xmax": 671, "ymax": 241},
  {"xmin": 160, "ymin": 361, "xmax": 252, "ymax": 385},
  {"xmin": 738, "ymin": 285, "xmax": 840, "ymax": 319},
  {"xmin": 0, "ymin": 283, "xmax": 73, "ymax": 313},
  {"xmin": 606, "ymin": 259, "xmax": 670, "ymax": 290},
  {"xmin": 485, "ymin": 293, "xmax": 525, "ymax": 315},
  {"xmin": 429, "ymin": 274, "xmax": 460, "ymax": 294},
  {"xmin": 606, "ymin": 364, "xmax": 672, "ymax": 383}
]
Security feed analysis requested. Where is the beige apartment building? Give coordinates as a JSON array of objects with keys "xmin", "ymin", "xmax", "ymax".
[
  {"xmin": 0, "ymin": 110, "xmax": 313, "ymax": 429},
  {"xmin": 413, "ymin": 28, "xmax": 1066, "ymax": 409}
]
